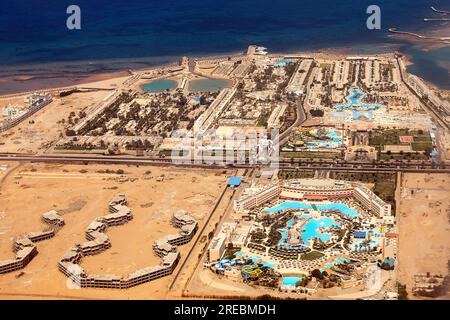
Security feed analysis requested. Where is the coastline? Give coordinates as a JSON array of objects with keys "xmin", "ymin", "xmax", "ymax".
[
  {"xmin": 0, "ymin": 45, "xmax": 399, "ymax": 97},
  {"xmin": 0, "ymin": 50, "xmax": 245, "ymax": 96},
  {"xmin": 0, "ymin": 35, "xmax": 449, "ymax": 96}
]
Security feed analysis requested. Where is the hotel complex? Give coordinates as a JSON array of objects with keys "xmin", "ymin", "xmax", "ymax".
[
  {"xmin": 234, "ymin": 179, "xmax": 391, "ymax": 217},
  {"xmin": 58, "ymin": 196, "xmax": 198, "ymax": 289},
  {"xmin": 0, "ymin": 93, "xmax": 52, "ymax": 133}
]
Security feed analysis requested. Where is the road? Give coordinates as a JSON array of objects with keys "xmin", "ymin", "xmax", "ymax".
[
  {"xmin": 1, "ymin": 154, "xmax": 450, "ymax": 173},
  {"xmin": 395, "ymin": 56, "xmax": 449, "ymax": 131},
  {"xmin": 278, "ymin": 97, "xmax": 307, "ymax": 147},
  {"xmin": 168, "ymin": 184, "xmax": 230, "ymax": 292}
]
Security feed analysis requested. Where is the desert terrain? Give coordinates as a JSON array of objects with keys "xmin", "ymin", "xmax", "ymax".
[
  {"xmin": 0, "ymin": 76, "xmax": 129, "ymax": 154},
  {"xmin": 397, "ymin": 172, "xmax": 450, "ymax": 299},
  {"xmin": 0, "ymin": 162, "xmax": 229, "ymax": 299}
]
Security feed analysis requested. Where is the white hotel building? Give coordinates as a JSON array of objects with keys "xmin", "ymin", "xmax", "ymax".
[
  {"xmin": 234, "ymin": 179, "xmax": 391, "ymax": 217},
  {"xmin": 353, "ymin": 183, "xmax": 391, "ymax": 217}
]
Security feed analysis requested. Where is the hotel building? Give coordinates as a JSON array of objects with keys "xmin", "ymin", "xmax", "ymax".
[
  {"xmin": 42, "ymin": 210, "xmax": 65, "ymax": 226},
  {"xmin": 58, "ymin": 198, "xmax": 196, "ymax": 289},
  {"xmin": 0, "ymin": 238, "xmax": 38, "ymax": 274},
  {"xmin": 208, "ymin": 235, "xmax": 226, "ymax": 261},
  {"xmin": 353, "ymin": 183, "xmax": 391, "ymax": 217},
  {"xmin": 0, "ymin": 93, "xmax": 53, "ymax": 133},
  {"xmin": 234, "ymin": 184, "xmax": 281, "ymax": 212},
  {"xmin": 234, "ymin": 178, "xmax": 392, "ymax": 217},
  {"xmin": 1, "ymin": 210, "xmax": 64, "ymax": 275}
]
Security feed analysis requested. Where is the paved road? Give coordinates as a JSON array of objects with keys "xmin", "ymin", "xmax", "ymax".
[
  {"xmin": 1, "ymin": 153, "xmax": 450, "ymax": 169},
  {"xmin": 168, "ymin": 184, "xmax": 230, "ymax": 292},
  {"xmin": 396, "ymin": 56, "xmax": 449, "ymax": 131},
  {"xmin": 278, "ymin": 97, "xmax": 307, "ymax": 147},
  {"xmin": 1, "ymin": 154, "xmax": 450, "ymax": 173}
]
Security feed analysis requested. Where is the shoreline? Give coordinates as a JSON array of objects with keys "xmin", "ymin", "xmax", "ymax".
[
  {"xmin": 0, "ymin": 39, "xmax": 448, "ymax": 97},
  {"xmin": 0, "ymin": 50, "xmax": 245, "ymax": 96}
]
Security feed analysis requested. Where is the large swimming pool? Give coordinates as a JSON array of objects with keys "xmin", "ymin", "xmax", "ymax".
[
  {"xmin": 279, "ymin": 216, "xmax": 341, "ymax": 247},
  {"xmin": 264, "ymin": 202, "xmax": 359, "ymax": 218},
  {"xmin": 305, "ymin": 128, "xmax": 343, "ymax": 149},
  {"xmin": 188, "ymin": 78, "xmax": 231, "ymax": 92},
  {"xmin": 140, "ymin": 79, "xmax": 177, "ymax": 92},
  {"xmin": 334, "ymin": 87, "xmax": 384, "ymax": 120},
  {"xmin": 282, "ymin": 276, "xmax": 302, "ymax": 287}
]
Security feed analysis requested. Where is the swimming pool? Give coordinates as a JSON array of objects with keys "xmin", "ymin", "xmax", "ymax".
[
  {"xmin": 277, "ymin": 59, "xmax": 294, "ymax": 63},
  {"xmin": 334, "ymin": 257, "xmax": 349, "ymax": 264},
  {"xmin": 301, "ymin": 217, "xmax": 340, "ymax": 243},
  {"xmin": 351, "ymin": 238, "xmax": 380, "ymax": 251},
  {"xmin": 248, "ymin": 256, "xmax": 262, "ymax": 263},
  {"xmin": 334, "ymin": 87, "xmax": 385, "ymax": 120},
  {"xmin": 282, "ymin": 276, "xmax": 302, "ymax": 287},
  {"xmin": 262, "ymin": 262, "xmax": 275, "ymax": 268},
  {"xmin": 302, "ymin": 128, "xmax": 343, "ymax": 149},
  {"xmin": 140, "ymin": 79, "xmax": 177, "ymax": 92},
  {"xmin": 188, "ymin": 78, "xmax": 231, "ymax": 92},
  {"xmin": 278, "ymin": 214, "xmax": 341, "ymax": 248},
  {"xmin": 264, "ymin": 201, "xmax": 359, "ymax": 218}
]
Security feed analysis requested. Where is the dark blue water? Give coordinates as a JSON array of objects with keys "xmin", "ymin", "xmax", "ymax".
[{"xmin": 0, "ymin": 0, "xmax": 448, "ymax": 91}]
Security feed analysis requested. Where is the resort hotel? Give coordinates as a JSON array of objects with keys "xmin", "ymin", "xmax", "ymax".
[{"xmin": 234, "ymin": 178, "xmax": 391, "ymax": 217}]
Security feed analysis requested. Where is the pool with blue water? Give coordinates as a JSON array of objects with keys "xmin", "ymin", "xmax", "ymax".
[
  {"xmin": 264, "ymin": 202, "xmax": 358, "ymax": 218},
  {"xmin": 282, "ymin": 276, "xmax": 302, "ymax": 286}
]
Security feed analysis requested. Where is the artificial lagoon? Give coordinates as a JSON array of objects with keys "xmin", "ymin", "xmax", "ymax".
[
  {"xmin": 140, "ymin": 79, "xmax": 177, "ymax": 92},
  {"xmin": 264, "ymin": 201, "xmax": 359, "ymax": 218},
  {"xmin": 188, "ymin": 78, "xmax": 231, "ymax": 92},
  {"xmin": 278, "ymin": 215, "xmax": 341, "ymax": 248},
  {"xmin": 264, "ymin": 201, "xmax": 359, "ymax": 248}
]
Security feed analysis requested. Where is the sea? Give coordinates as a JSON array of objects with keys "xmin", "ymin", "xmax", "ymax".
[{"xmin": 0, "ymin": 0, "xmax": 449, "ymax": 94}]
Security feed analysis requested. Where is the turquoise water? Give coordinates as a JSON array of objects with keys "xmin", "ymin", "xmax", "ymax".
[
  {"xmin": 235, "ymin": 250, "xmax": 246, "ymax": 257},
  {"xmin": 278, "ymin": 215, "xmax": 341, "ymax": 247},
  {"xmin": 248, "ymin": 257, "xmax": 262, "ymax": 263},
  {"xmin": 327, "ymin": 130, "xmax": 338, "ymax": 137},
  {"xmin": 140, "ymin": 79, "xmax": 177, "ymax": 92},
  {"xmin": 262, "ymin": 262, "xmax": 275, "ymax": 268},
  {"xmin": 188, "ymin": 78, "xmax": 231, "ymax": 92},
  {"xmin": 277, "ymin": 59, "xmax": 295, "ymax": 63},
  {"xmin": 274, "ymin": 59, "xmax": 295, "ymax": 68},
  {"xmin": 265, "ymin": 202, "xmax": 359, "ymax": 218},
  {"xmin": 335, "ymin": 87, "xmax": 384, "ymax": 120},
  {"xmin": 282, "ymin": 276, "xmax": 302, "ymax": 286},
  {"xmin": 304, "ymin": 129, "xmax": 342, "ymax": 149},
  {"xmin": 301, "ymin": 217, "xmax": 339, "ymax": 243},
  {"xmin": 326, "ymin": 262, "xmax": 334, "ymax": 268},
  {"xmin": 334, "ymin": 257, "xmax": 349, "ymax": 264},
  {"xmin": 351, "ymin": 238, "xmax": 380, "ymax": 251}
]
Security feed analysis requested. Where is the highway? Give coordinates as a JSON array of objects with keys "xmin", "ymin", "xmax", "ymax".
[
  {"xmin": 395, "ymin": 56, "xmax": 450, "ymax": 131},
  {"xmin": 1, "ymin": 153, "xmax": 450, "ymax": 173}
]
